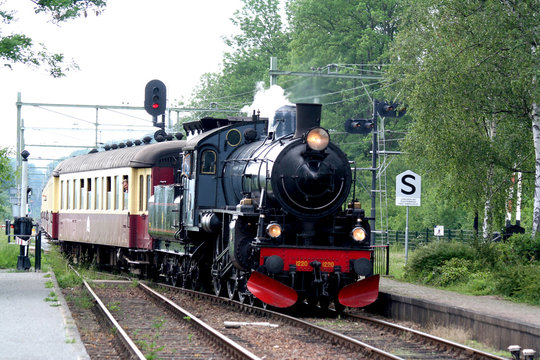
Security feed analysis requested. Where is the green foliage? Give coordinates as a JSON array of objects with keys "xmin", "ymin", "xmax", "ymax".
[
  {"xmin": 0, "ymin": 235, "xmax": 21, "ymax": 268},
  {"xmin": 45, "ymin": 245, "xmax": 82, "ymax": 288},
  {"xmin": 430, "ymin": 258, "xmax": 473, "ymax": 286},
  {"xmin": 0, "ymin": 148, "xmax": 13, "ymax": 184},
  {"xmin": 33, "ymin": 0, "xmax": 106, "ymax": 23},
  {"xmin": 494, "ymin": 264, "xmax": 540, "ymax": 305},
  {"xmin": 387, "ymin": 0, "xmax": 538, "ymax": 233},
  {"xmin": 403, "ymin": 234, "xmax": 540, "ymax": 304},
  {"xmin": 498, "ymin": 233, "xmax": 540, "ymax": 264},
  {"xmin": 405, "ymin": 241, "xmax": 474, "ymax": 282},
  {"xmin": 0, "ymin": 1, "xmax": 105, "ymax": 76}
]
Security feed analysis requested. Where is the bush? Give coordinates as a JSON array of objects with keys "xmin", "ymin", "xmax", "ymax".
[
  {"xmin": 431, "ymin": 258, "xmax": 473, "ymax": 286},
  {"xmin": 494, "ymin": 263, "xmax": 540, "ymax": 305},
  {"xmin": 498, "ymin": 233, "xmax": 540, "ymax": 265},
  {"xmin": 405, "ymin": 241, "xmax": 474, "ymax": 282}
]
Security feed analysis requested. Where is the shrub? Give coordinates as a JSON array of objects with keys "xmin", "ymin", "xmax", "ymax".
[
  {"xmin": 498, "ymin": 233, "xmax": 540, "ymax": 265},
  {"xmin": 405, "ymin": 241, "xmax": 474, "ymax": 282},
  {"xmin": 494, "ymin": 263, "xmax": 540, "ymax": 305},
  {"xmin": 431, "ymin": 258, "xmax": 473, "ymax": 286}
]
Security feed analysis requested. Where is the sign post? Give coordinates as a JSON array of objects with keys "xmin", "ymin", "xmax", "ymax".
[{"xmin": 396, "ymin": 170, "xmax": 421, "ymax": 265}]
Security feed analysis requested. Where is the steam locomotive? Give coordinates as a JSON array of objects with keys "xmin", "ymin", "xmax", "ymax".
[{"xmin": 41, "ymin": 102, "xmax": 379, "ymax": 309}]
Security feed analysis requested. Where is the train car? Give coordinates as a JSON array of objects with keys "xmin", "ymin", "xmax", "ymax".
[
  {"xmin": 41, "ymin": 137, "xmax": 185, "ymax": 270},
  {"xmin": 41, "ymin": 103, "xmax": 379, "ymax": 310}
]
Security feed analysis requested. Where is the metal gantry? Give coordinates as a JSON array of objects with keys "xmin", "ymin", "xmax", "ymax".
[{"xmin": 14, "ymin": 92, "xmax": 242, "ymax": 217}]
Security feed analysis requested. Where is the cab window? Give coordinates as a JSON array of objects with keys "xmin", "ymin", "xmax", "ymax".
[{"xmin": 200, "ymin": 150, "xmax": 217, "ymax": 175}]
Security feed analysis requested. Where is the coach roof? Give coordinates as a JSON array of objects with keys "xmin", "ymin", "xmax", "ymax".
[{"xmin": 52, "ymin": 140, "xmax": 186, "ymax": 176}]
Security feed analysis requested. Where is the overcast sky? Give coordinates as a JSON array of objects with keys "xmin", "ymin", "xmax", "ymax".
[{"xmin": 1, "ymin": 0, "xmax": 245, "ymax": 163}]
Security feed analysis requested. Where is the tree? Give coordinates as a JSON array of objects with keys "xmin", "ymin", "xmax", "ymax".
[
  {"xmin": 0, "ymin": 0, "xmax": 106, "ymax": 77},
  {"xmin": 185, "ymin": 0, "xmax": 289, "ymax": 121},
  {"xmin": 0, "ymin": 148, "xmax": 15, "ymax": 220},
  {"xmin": 388, "ymin": 0, "xmax": 538, "ymax": 238}
]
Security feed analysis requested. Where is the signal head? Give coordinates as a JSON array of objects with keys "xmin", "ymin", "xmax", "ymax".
[
  {"xmin": 344, "ymin": 119, "xmax": 374, "ymax": 134},
  {"xmin": 144, "ymin": 80, "xmax": 166, "ymax": 116}
]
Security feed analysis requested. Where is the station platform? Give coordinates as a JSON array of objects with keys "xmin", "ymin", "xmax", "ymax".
[
  {"xmin": 0, "ymin": 270, "xmax": 89, "ymax": 360},
  {"xmin": 375, "ymin": 277, "xmax": 540, "ymax": 353}
]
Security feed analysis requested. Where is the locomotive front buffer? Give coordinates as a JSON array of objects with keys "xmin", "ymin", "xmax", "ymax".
[{"xmin": 247, "ymin": 246, "xmax": 380, "ymax": 308}]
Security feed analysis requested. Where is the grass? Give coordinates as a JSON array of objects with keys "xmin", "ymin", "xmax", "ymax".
[
  {"xmin": 425, "ymin": 324, "xmax": 509, "ymax": 358},
  {"xmin": 388, "ymin": 245, "xmax": 407, "ymax": 279},
  {"xmin": 0, "ymin": 234, "xmax": 28, "ymax": 269},
  {"xmin": 0, "ymin": 233, "xmax": 51, "ymax": 271}
]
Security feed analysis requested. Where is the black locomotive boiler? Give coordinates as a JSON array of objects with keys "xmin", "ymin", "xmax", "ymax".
[{"xmin": 41, "ymin": 102, "xmax": 379, "ymax": 310}]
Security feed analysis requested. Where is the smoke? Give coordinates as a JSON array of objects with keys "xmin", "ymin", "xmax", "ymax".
[{"xmin": 242, "ymin": 82, "xmax": 293, "ymax": 119}]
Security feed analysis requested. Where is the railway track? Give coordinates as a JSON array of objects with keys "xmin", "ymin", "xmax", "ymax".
[
  {"xmin": 153, "ymin": 283, "xmax": 509, "ymax": 360},
  {"xmin": 67, "ymin": 262, "xmax": 509, "ymax": 359},
  {"xmin": 84, "ymin": 280, "xmax": 260, "ymax": 359},
  {"xmin": 153, "ymin": 283, "xmax": 411, "ymax": 359},
  {"xmin": 307, "ymin": 312, "xmax": 510, "ymax": 360}
]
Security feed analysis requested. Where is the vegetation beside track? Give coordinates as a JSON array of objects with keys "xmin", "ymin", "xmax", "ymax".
[{"xmin": 389, "ymin": 234, "xmax": 540, "ymax": 305}]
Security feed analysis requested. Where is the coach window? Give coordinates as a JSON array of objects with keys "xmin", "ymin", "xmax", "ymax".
[
  {"xmin": 67, "ymin": 180, "xmax": 71, "ymax": 210},
  {"xmin": 60, "ymin": 181, "xmax": 65, "ymax": 210},
  {"xmin": 73, "ymin": 180, "xmax": 78, "ymax": 210},
  {"xmin": 146, "ymin": 175, "xmax": 151, "ymax": 210},
  {"xmin": 86, "ymin": 178, "xmax": 92, "ymax": 210},
  {"xmin": 115, "ymin": 176, "xmax": 121, "ymax": 210},
  {"xmin": 95, "ymin": 177, "xmax": 101, "ymax": 210},
  {"xmin": 79, "ymin": 179, "xmax": 85, "ymax": 210},
  {"xmin": 139, "ymin": 175, "xmax": 144, "ymax": 211},
  {"xmin": 122, "ymin": 175, "xmax": 128, "ymax": 210},
  {"xmin": 200, "ymin": 150, "xmax": 217, "ymax": 175},
  {"xmin": 106, "ymin": 176, "xmax": 112, "ymax": 210}
]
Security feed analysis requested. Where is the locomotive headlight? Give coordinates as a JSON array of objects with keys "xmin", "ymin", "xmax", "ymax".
[
  {"xmin": 306, "ymin": 128, "xmax": 330, "ymax": 151},
  {"xmin": 352, "ymin": 226, "xmax": 367, "ymax": 242},
  {"xmin": 266, "ymin": 222, "xmax": 282, "ymax": 238}
]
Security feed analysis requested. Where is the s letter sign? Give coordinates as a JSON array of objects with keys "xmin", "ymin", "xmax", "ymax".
[{"xmin": 396, "ymin": 170, "xmax": 421, "ymax": 206}]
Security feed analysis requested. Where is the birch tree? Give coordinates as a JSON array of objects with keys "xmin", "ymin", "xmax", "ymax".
[{"xmin": 388, "ymin": 0, "xmax": 538, "ymax": 238}]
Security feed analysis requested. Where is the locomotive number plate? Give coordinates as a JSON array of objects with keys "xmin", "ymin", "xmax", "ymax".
[{"xmin": 322, "ymin": 261, "xmax": 335, "ymax": 268}]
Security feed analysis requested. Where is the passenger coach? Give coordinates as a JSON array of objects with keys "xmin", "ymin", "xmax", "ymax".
[{"xmin": 41, "ymin": 138, "xmax": 185, "ymax": 269}]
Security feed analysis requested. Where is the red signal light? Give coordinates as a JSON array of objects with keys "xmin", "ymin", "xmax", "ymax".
[{"xmin": 152, "ymin": 103, "xmax": 159, "ymax": 109}]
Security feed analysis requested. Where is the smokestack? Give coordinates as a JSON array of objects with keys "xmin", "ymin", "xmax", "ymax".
[{"xmin": 294, "ymin": 103, "xmax": 322, "ymax": 139}]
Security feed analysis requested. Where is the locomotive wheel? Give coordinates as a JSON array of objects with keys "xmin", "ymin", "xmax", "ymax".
[
  {"xmin": 177, "ymin": 257, "xmax": 188, "ymax": 288},
  {"xmin": 236, "ymin": 271, "xmax": 248, "ymax": 303},
  {"xmin": 188, "ymin": 265, "xmax": 201, "ymax": 291},
  {"xmin": 226, "ymin": 268, "xmax": 239, "ymax": 300},
  {"xmin": 170, "ymin": 264, "xmax": 180, "ymax": 287},
  {"xmin": 212, "ymin": 261, "xmax": 223, "ymax": 296},
  {"xmin": 213, "ymin": 276, "xmax": 222, "ymax": 296}
]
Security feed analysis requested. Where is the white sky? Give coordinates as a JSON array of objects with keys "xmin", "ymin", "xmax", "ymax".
[{"xmin": 0, "ymin": 0, "xmax": 244, "ymax": 164}]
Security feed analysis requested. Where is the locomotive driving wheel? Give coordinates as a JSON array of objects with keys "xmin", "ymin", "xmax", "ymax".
[
  {"xmin": 188, "ymin": 264, "xmax": 201, "ymax": 291},
  {"xmin": 170, "ymin": 258, "xmax": 180, "ymax": 287},
  {"xmin": 235, "ymin": 269, "xmax": 248, "ymax": 303},
  {"xmin": 212, "ymin": 235, "xmax": 228, "ymax": 296},
  {"xmin": 212, "ymin": 258, "xmax": 225, "ymax": 296},
  {"xmin": 226, "ymin": 267, "xmax": 239, "ymax": 300}
]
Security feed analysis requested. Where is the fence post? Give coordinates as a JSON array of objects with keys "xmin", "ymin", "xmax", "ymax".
[
  {"xmin": 448, "ymin": 229, "xmax": 451, "ymax": 241},
  {"xmin": 5, "ymin": 219, "xmax": 10, "ymax": 243},
  {"xmin": 35, "ymin": 230, "xmax": 41, "ymax": 271},
  {"xmin": 426, "ymin": 228, "xmax": 429, "ymax": 243},
  {"xmin": 386, "ymin": 244, "xmax": 390, "ymax": 275}
]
